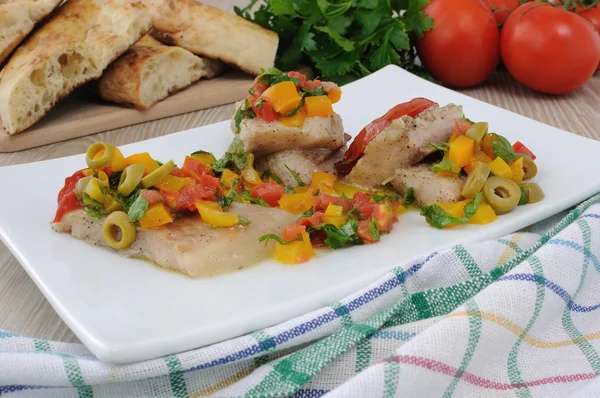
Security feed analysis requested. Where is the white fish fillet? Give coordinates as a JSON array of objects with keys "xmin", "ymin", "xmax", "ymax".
[
  {"xmin": 52, "ymin": 203, "xmax": 297, "ymax": 278},
  {"xmin": 346, "ymin": 104, "xmax": 463, "ymax": 189},
  {"xmin": 390, "ymin": 164, "xmax": 465, "ymax": 207}
]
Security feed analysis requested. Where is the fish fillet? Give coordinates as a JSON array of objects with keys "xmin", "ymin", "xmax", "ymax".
[
  {"xmin": 346, "ymin": 104, "xmax": 463, "ymax": 189},
  {"xmin": 52, "ymin": 203, "xmax": 297, "ymax": 278},
  {"xmin": 389, "ymin": 164, "xmax": 465, "ymax": 207}
]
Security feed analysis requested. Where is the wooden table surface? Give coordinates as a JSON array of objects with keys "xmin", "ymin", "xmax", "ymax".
[{"xmin": 0, "ymin": 0, "xmax": 599, "ymax": 346}]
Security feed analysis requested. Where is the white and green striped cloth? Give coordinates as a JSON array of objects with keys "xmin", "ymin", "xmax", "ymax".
[{"xmin": 2, "ymin": 193, "xmax": 600, "ymax": 397}]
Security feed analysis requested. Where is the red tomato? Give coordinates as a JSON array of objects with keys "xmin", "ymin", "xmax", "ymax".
[
  {"xmin": 335, "ymin": 98, "xmax": 439, "ymax": 175},
  {"xmin": 172, "ymin": 183, "xmax": 218, "ymax": 212},
  {"xmin": 579, "ymin": 6, "xmax": 600, "ymax": 71},
  {"xmin": 486, "ymin": 0, "xmax": 519, "ymax": 25},
  {"xmin": 455, "ymin": 118, "xmax": 472, "ymax": 134},
  {"xmin": 282, "ymin": 225, "xmax": 307, "ymax": 241},
  {"xmin": 53, "ymin": 170, "xmax": 86, "ymax": 223},
  {"xmin": 501, "ymin": 3, "xmax": 600, "ymax": 95},
  {"xmin": 417, "ymin": 0, "xmax": 500, "ymax": 88},
  {"xmin": 359, "ymin": 204, "xmax": 394, "ymax": 232},
  {"xmin": 313, "ymin": 194, "xmax": 352, "ymax": 213},
  {"xmin": 183, "ymin": 156, "xmax": 214, "ymax": 177},
  {"xmin": 296, "ymin": 211, "xmax": 324, "ymax": 228},
  {"xmin": 287, "ymin": 71, "xmax": 307, "ymax": 82},
  {"xmin": 351, "ymin": 192, "xmax": 373, "ymax": 209},
  {"xmin": 357, "ymin": 220, "xmax": 379, "ymax": 244},
  {"xmin": 512, "ymin": 141, "xmax": 536, "ymax": 160},
  {"xmin": 140, "ymin": 189, "xmax": 163, "ymax": 205},
  {"xmin": 310, "ymin": 230, "xmax": 328, "ymax": 247},
  {"xmin": 251, "ymin": 183, "xmax": 285, "ymax": 207}
]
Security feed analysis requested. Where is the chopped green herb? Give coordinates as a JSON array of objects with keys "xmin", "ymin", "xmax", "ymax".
[
  {"xmin": 301, "ymin": 86, "xmax": 327, "ymax": 97},
  {"xmin": 127, "ymin": 191, "xmax": 149, "ymax": 223},
  {"xmin": 301, "ymin": 208, "xmax": 314, "ymax": 218},
  {"xmin": 239, "ymin": 218, "xmax": 252, "ymax": 226},
  {"xmin": 323, "ymin": 219, "xmax": 361, "ymax": 249},
  {"xmin": 258, "ymin": 233, "xmax": 299, "ymax": 245},
  {"xmin": 370, "ymin": 193, "xmax": 401, "ymax": 203},
  {"xmin": 284, "ymin": 164, "xmax": 306, "ymax": 187},
  {"xmin": 261, "ymin": 170, "xmax": 284, "ymax": 185},
  {"xmin": 420, "ymin": 193, "xmax": 483, "ymax": 229},
  {"xmin": 212, "ymin": 137, "xmax": 248, "ymax": 173},
  {"xmin": 108, "ymin": 171, "xmax": 122, "ymax": 189},
  {"xmin": 284, "ymin": 186, "xmax": 295, "ymax": 194},
  {"xmin": 285, "ymin": 103, "xmax": 302, "ymax": 116},
  {"xmin": 430, "ymin": 142, "xmax": 450, "ymax": 152},
  {"xmin": 233, "ymin": 98, "xmax": 257, "ymax": 130},
  {"xmin": 461, "ymin": 116, "xmax": 475, "ymax": 124},
  {"xmin": 84, "ymin": 207, "xmax": 104, "ymax": 219},
  {"xmin": 491, "ymin": 134, "xmax": 516, "ymax": 163},
  {"xmin": 431, "ymin": 159, "xmax": 460, "ymax": 174},
  {"xmin": 518, "ymin": 185, "xmax": 528, "ymax": 206},
  {"xmin": 368, "ymin": 217, "xmax": 381, "ymax": 242},
  {"xmin": 240, "ymin": 191, "xmax": 271, "ymax": 207},
  {"xmin": 402, "ymin": 187, "xmax": 416, "ymax": 207}
]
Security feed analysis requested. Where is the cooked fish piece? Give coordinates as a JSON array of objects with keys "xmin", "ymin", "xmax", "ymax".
[
  {"xmin": 237, "ymin": 113, "xmax": 346, "ymax": 156},
  {"xmin": 52, "ymin": 203, "xmax": 296, "ymax": 278},
  {"xmin": 255, "ymin": 147, "xmax": 346, "ymax": 186},
  {"xmin": 346, "ymin": 104, "xmax": 463, "ymax": 189},
  {"xmin": 389, "ymin": 164, "xmax": 465, "ymax": 207}
]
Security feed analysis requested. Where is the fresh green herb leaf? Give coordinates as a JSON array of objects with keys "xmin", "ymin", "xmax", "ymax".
[
  {"xmin": 430, "ymin": 142, "xmax": 450, "ymax": 152},
  {"xmin": 420, "ymin": 193, "xmax": 483, "ymax": 229},
  {"xmin": 212, "ymin": 137, "xmax": 248, "ymax": 173},
  {"xmin": 491, "ymin": 134, "xmax": 516, "ymax": 163},
  {"xmin": 368, "ymin": 217, "xmax": 381, "ymax": 241},
  {"xmin": 233, "ymin": 99, "xmax": 257, "ymax": 130},
  {"xmin": 323, "ymin": 218, "xmax": 361, "ymax": 249},
  {"xmin": 258, "ymin": 233, "xmax": 298, "ymax": 245},
  {"xmin": 431, "ymin": 159, "xmax": 460, "ymax": 174},
  {"xmin": 127, "ymin": 191, "xmax": 149, "ymax": 223},
  {"xmin": 191, "ymin": 149, "xmax": 213, "ymax": 156},
  {"xmin": 285, "ymin": 103, "xmax": 302, "ymax": 116},
  {"xmin": 240, "ymin": 191, "xmax": 271, "ymax": 207},
  {"xmin": 370, "ymin": 193, "xmax": 402, "ymax": 203},
  {"xmin": 284, "ymin": 186, "xmax": 295, "ymax": 194},
  {"xmin": 518, "ymin": 185, "xmax": 528, "ymax": 206},
  {"xmin": 285, "ymin": 165, "xmax": 306, "ymax": 186},
  {"xmin": 461, "ymin": 116, "xmax": 475, "ymax": 124},
  {"xmin": 84, "ymin": 207, "xmax": 104, "ymax": 219},
  {"xmin": 108, "ymin": 171, "xmax": 122, "ymax": 189},
  {"xmin": 253, "ymin": 98, "xmax": 265, "ymax": 109},
  {"xmin": 402, "ymin": 187, "xmax": 416, "ymax": 207},
  {"xmin": 239, "ymin": 218, "xmax": 252, "ymax": 226},
  {"xmin": 248, "ymin": 86, "xmax": 256, "ymax": 95},
  {"xmin": 301, "ymin": 208, "xmax": 314, "ymax": 218},
  {"xmin": 261, "ymin": 170, "xmax": 283, "ymax": 185},
  {"xmin": 301, "ymin": 85, "xmax": 327, "ymax": 97}
]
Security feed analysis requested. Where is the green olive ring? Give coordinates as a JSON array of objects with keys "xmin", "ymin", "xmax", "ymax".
[
  {"xmin": 461, "ymin": 162, "xmax": 490, "ymax": 199},
  {"xmin": 86, "ymin": 142, "xmax": 115, "ymax": 170},
  {"xmin": 118, "ymin": 164, "xmax": 145, "ymax": 196},
  {"xmin": 102, "ymin": 211, "xmax": 137, "ymax": 250},
  {"xmin": 515, "ymin": 154, "xmax": 538, "ymax": 180},
  {"xmin": 74, "ymin": 176, "xmax": 92, "ymax": 200},
  {"xmin": 483, "ymin": 176, "xmax": 521, "ymax": 215},
  {"xmin": 466, "ymin": 122, "xmax": 488, "ymax": 149},
  {"xmin": 521, "ymin": 182, "xmax": 545, "ymax": 204},
  {"xmin": 140, "ymin": 160, "xmax": 176, "ymax": 188}
]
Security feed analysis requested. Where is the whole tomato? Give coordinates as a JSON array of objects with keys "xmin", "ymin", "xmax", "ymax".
[
  {"xmin": 417, "ymin": 0, "xmax": 500, "ymax": 88},
  {"xmin": 501, "ymin": 3, "xmax": 600, "ymax": 94},
  {"xmin": 579, "ymin": 6, "xmax": 600, "ymax": 71},
  {"xmin": 486, "ymin": 0, "xmax": 520, "ymax": 25}
]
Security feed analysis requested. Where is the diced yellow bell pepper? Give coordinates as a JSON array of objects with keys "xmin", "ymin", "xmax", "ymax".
[
  {"xmin": 105, "ymin": 199, "xmax": 123, "ymax": 213},
  {"xmin": 324, "ymin": 203, "xmax": 343, "ymax": 217},
  {"xmin": 191, "ymin": 152, "xmax": 216, "ymax": 166},
  {"xmin": 84, "ymin": 178, "xmax": 111, "ymax": 204},
  {"xmin": 240, "ymin": 153, "xmax": 263, "ymax": 186},
  {"xmin": 125, "ymin": 153, "xmax": 159, "ymax": 176},
  {"xmin": 509, "ymin": 157, "xmax": 525, "ymax": 183},
  {"xmin": 468, "ymin": 202, "xmax": 497, "ymax": 225},
  {"xmin": 261, "ymin": 81, "xmax": 302, "ymax": 114},
  {"xmin": 489, "ymin": 157, "xmax": 513, "ymax": 179},
  {"xmin": 464, "ymin": 151, "xmax": 493, "ymax": 174},
  {"xmin": 155, "ymin": 175, "xmax": 193, "ymax": 191},
  {"xmin": 437, "ymin": 170, "xmax": 460, "ymax": 179},
  {"xmin": 279, "ymin": 111, "xmax": 306, "ymax": 128},
  {"xmin": 278, "ymin": 191, "xmax": 315, "ymax": 214},
  {"xmin": 275, "ymin": 231, "xmax": 315, "ymax": 264},
  {"xmin": 449, "ymin": 135, "xmax": 475, "ymax": 169},
  {"xmin": 293, "ymin": 186, "xmax": 314, "ymax": 194},
  {"xmin": 323, "ymin": 215, "xmax": 347, "ymax": 227},
  {"xmin": 436, "ymin": 200, "xmax": 469, "ymax": 229},
  {"xmin": 328, "ymin": 88, "xmax": 342, "ymax": 104},
  {"xmin": 395, "ymin": 204, "xmax": 407, "ymax": 215},
  {"xmin": 82, "ymin": 168, "xmax": 94, "ymax": 177},
  {"xmin": 220, "ymin": 169, "xmax": 241, "ymax": 188},
  {"xmin": 304, "ymin": 95, "xmax": 334, "ymax": 117},
  {"xmin": 311, "ymin": 171, "xmax": 335, "ymax": 195},
  {"xmin": 139, "ymin": 203, "xmax": 173, "ymax": 229},
  {"xmin": 196, "ymin": 200, "xmax": 240, "ymax": 227},
  {"xmin": 482, "ymin": 134, "xmax": 500, "ymax": 159},
  {"xmin": 333, "ymin": 181, "xmax": 365, "ymax": 198}
]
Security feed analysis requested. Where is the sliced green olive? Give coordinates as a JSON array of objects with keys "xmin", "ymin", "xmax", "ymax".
[
  {"xmin": 140, "ymin": 160, "xmax": 175, "ymax": 188},
  {"xmin": 483, "ymin": 176, "xmax": 521, "ymax": 214},
  {"xmin": 75, "ymin": 176, "xmax": 92, "ymax": 200},
  {"xmin": 461, "ymin": 162, "xmax": 490, "ymax": 199},
  {"xmin": 466, "ymin": 122, "xmax": 488, "ymax": 149},
  {"xmin": 102, "ymin": 211, "xmax": 136, "ymax": 250},
  {"xmin": 521, "ymin": 182, "xmax": 545, "ymax": 204},
  {"xmin": 515, "ymin": 154, "xmax": 537, "ymax": 180},
  {"xmin": 118, "ymin": 164, "xmax": 145, "ymax": 196},
  {"xmin": 86, "ymin": 142, "xmax": 115, "ymax": 170}
]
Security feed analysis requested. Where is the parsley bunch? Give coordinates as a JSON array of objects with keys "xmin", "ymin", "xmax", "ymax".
[{"xmin": 235, "ymin": 0, "xmax": 434, "ymax": 84}]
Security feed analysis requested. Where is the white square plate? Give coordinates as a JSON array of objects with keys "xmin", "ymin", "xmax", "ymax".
[{"xmin": 1, "ymin": 65, "xmax": 599, "ymax": 364}]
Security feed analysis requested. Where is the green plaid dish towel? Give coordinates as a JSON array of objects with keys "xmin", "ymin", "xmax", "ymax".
[{"xmin": 2, "ymin": 193, "xmax": 600, "ymax": 397}]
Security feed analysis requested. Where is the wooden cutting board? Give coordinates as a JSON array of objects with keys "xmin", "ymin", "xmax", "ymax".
[{"xmin": 0, "ymin": 67, "xmax": 309, "ymax": 153}]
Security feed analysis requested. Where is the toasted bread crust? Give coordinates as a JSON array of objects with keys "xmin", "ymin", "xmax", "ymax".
[{"xmin": 143, "ymin": 0, "xmax": 279, "ymax": 75}]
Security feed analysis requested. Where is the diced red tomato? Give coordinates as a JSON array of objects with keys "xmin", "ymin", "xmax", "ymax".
[
  {"xmin": 454, "ymin": 118, "xmax": 472, "ymax": 134},
  {"xmin": 357, "ymin": 220, "xmax": 380, "ymax": 244},
  {"xmin": 335, "ymin": 98, "xmax": 439, "ymax": 175},
  {"xmin": 248, "ymin": 90, "xmax": 278, "ymax": 122},
  {"xmin": 313, "ymin": 194, "xmax": 352, "ymax": 213},
  {"xmin": 251, "ymin": 79, "xmax": 270, "ymax": 96},
  {"xmin": 298, "ymin": 79, "xmax": 322, "ymax": 91},
  {"xmin": 296, "ymin": 211, "xmax": 324, "ymax": 229},
  {"xmin": 183, "ymin": 156, "xmax": 214, "ymax": 177},
  {"xmin": 140, "ymin": 189, "xmax": 163, "ymax": 205},
  {"xmin": 288, "ymin": 71, "xmax": 307, "ymax": 83},
  {"xmin": 351, "ymin": 192, "xmax": 372, "ymax": 209},
  {"xmin": 311, "ymin": 230, "xmax": 328, "ymax": 247},
  {"xmin": 512, "ymin": 141, "xmax": 536, "ymax": 160},
  {"xmin": 161, "ymin": 182, "xmax": 217, "ymax": 212},
  {"xmin": 283, "ymin": 224, "xmax": 307, "ymax": 241},
  {"xmin": 251, "ymin": 183, "xmax": 285, "ymax": 207},
  {"xmin": 170, "ymin": 167, "xmax": 183, "ymax": 177},
  {"xmin": 359, "ymin": 203, "xmax": 394, "ymax": 232},
  {"xmin": 53, "ymin": 170, "xmax": 86, "ymax": 223}
]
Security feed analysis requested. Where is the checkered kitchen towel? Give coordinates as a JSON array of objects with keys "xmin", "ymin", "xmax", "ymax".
[{"xmin": 2, "ymin": 193, "xmax": 600, "ymax": 397}]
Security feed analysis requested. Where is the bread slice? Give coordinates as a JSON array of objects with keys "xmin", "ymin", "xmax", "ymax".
[
  {"xmin": 98, "ymin": 35, "xmax": 225, "ymax": 109},
  {"xmin": 0, "ymin": 0, "xmax": 63, "ymax": 67},
  {"xmin": 0, "ymin": 0, "xmax": 151, "ymax": 135},
  {"xmin": 142, "ymin": 0, "xmax": 279, "ymax": 75}
]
